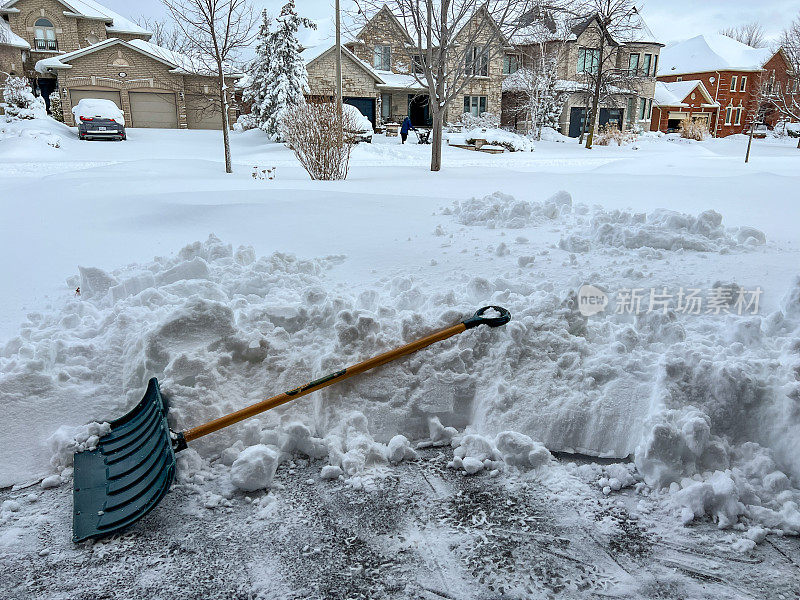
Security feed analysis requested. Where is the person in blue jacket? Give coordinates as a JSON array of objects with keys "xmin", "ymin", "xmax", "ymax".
[{"xmin": 400, "ymin": 116, "xmax": 416, "ymax": 144}]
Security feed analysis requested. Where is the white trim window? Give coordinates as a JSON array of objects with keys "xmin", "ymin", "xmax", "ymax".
[
  {"xmin": 740, "ymin": 76, "xmax": 747, "ymax": 92},
  {"xmin": 730, "ymin": 76, "xmax": 737, "ymax": 92},
  {"xmin": 373, "ymin": 45, "xmax": 391, "ymax": 71},
  {"xmin": 34, "ymin": 17, "xmax": 57, "ymax": 51},
  {"xmin": 735, "ymin": 105, "xmax": 742, "ymax": 126},
  {"xmin": 464, "ymin": 95, "xmax": 487, "ymax": 116},
  {"xmin": 725, "ymin": 105, "xmax": 733, "ymax": 125}
]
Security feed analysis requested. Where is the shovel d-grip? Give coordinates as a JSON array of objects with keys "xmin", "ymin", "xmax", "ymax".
[{"xmin": 72, "ymin": 306, "xmax": 510, "ymax": 542}]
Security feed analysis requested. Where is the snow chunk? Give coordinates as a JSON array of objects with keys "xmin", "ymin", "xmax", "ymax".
[
  {"xmin": 450, "ymin": 190, "xmax": 572, "ymax": 229},
  {"xmin": 495, "ymin": 431, "xmax": 552, "ymax": 470},
  {"xmin": 387, "ymin": 435, "xmax": 417, "ymax": 464},
  {"xmin": 230, "ymin": 444, "xmax": 279, "ymax": 491}
]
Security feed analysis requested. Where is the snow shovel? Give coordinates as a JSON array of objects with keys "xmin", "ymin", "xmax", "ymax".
[{"xmin": 72, "ymin": 306, "xmax": 510, "ymax": 542}]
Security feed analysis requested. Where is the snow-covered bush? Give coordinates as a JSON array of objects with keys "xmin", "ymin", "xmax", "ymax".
[
  {"xmin": 459, "ymin": 111, "xmax": 499, "ymax": 130},
  {"xmin": 234, "ymin": 113, "xmax": 258, "ymax": 131},
  {"xmin": 594, "ymin": 123, "xmax": 636, "ymax": 146},
  {"xmin": 48, "ymin": 90, "xmax": 63, "ymax": 122},
  {"xmin": 281, "ymin": 101, "xmax": 360, "ymax": 180},
  {"xmin": 679, "ymin": 120, "xmax": 708, "ymax": 141},
  {"xmin": 464, "ymin": 127, "xmax": 534, "ymax": 152},
  {"xmin": 1, "ymin": 76, "xmax": 46, "ymax": 120}
]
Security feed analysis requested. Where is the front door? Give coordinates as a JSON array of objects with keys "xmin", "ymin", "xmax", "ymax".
[
  {"xmin": 343, "ymin": 97, "xmax": 376, "ymax": 127},
  {"xmin": 407, "ymin": 94, "xmax": 431, "ymax": 126},
  {"xmin": 568, "ymin": 107, "xmax": 587, "ymax": 137}
]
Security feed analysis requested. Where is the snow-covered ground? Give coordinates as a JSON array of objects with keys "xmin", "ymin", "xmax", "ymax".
[{"xmin": 1, "ymin": 117, "xmax": 800, "ymax": 598}]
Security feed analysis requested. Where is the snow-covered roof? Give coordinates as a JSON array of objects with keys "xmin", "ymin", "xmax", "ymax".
[
  {"xmin": 302, "ymin": 43, "xmax": 384, "ymax": 84},
  {"xmin": 375, "ymin": 71, "xmax": 426, "ymax": 91},
  {"xmin": 0, "ymin": 0, "xmax": 151, "ymax": 37},
  {"xmin": 658, "ymin": 34, "xmax": 773, "ymax": 76},
  {"xmin": 653, "ymin": 80, "xmax": 717, "ymax": 107},
  {"xmin": 35, "ymin": 37, "xmax": 243, "ymax": 78},
  {"xmin": 0, "ymin": 15, "xmax": 29, "ymax": 49},
  {"xmin": 510, "ymin": 10, "xmax": 661, "ymax": 47}
]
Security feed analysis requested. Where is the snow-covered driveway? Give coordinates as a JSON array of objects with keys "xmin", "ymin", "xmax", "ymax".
[{"xmin": 1, "ymin": 119, "xmax": 800, "ymax": 598}]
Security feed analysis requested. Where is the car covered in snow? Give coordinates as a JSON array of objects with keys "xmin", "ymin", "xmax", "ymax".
[
  {"xmin": 342, "ymin": 103, "xmax": 373, "ymax": 144},
  {"xmin": 72, "ymin": 98, "xmax": 126, "ymax": 141}
]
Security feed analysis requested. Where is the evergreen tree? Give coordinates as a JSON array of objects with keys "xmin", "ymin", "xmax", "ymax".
[
  {"xmin": 260, "ymin": 0, "xmax": 315, "ymax": 140},
  {"xmin": 244, "ymin": 10, "xmax": 273, "ymax": 130}
]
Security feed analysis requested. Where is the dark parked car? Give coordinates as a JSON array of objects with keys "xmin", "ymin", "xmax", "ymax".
[{"xmin": 72, "ymin": 98, "xmax": 126, "ymax": 141}]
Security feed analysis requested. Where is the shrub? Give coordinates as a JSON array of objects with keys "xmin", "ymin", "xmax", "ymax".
[
  {"xmin": 234, "ymin": 113, "xmax": 258, "ymax": 131},
  {"xmin": 459, "ymin": 111, "xmax": 500, "ymax": 130},
  {"xmin": 1, "ymin": 76, "xmax": 46, "ymax": 120},
  {"xmin": 679, "ymin": 119, "xmax": 708, "ymax": 141},
  {"xmin": 281, "ymin": 101, "xmax": 360, "ymax": 180},
  {"xmin": 49, "ymin": 90, "xmax": 64, "ymax": 122},
  {"xmin": 594, "ymin": 123, "xmax": 636, "ymax": 146}
]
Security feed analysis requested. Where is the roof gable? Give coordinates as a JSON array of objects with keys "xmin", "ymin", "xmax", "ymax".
[
  {"xmin": 355, "ymin": 4, "xmax": 415, "ymax": 47},
  {"xmin": 302, "ymin": 43, "xmax": 385, "ymax": 84},
  {"xmin": 654, "ymin": 79, "xmax": 716, "ymax": 107},
  {"xmin": 1, "ymin": 0, "xmax": 150, "ymax": 36}
]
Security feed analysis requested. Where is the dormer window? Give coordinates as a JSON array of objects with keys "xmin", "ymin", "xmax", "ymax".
[{"xmin": 34, "ymin": 18, "xmax": 57, "ymax": 51}]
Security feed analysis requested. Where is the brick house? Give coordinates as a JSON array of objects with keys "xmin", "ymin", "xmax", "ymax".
[
  {"xmin": 303, "ymin": 6, "xmax": 662, "ymax": 137},
  {"xmin": 649, "ymin": 79, "xmax": 719, "ymax": 133},
  {"xmin": 655, "ymin": 33, "xmax": 798, "ymax": 137},
  {"xmin": 506, "ymin": 14, "xmax": 663, "ymax": 137},
  {"xmin": 0, "ymin": 17, "xmax": 29, "ymax": 77},
  {"xmin": 1, "ymin": 0, "xmax": 240, "ymax": 129}
]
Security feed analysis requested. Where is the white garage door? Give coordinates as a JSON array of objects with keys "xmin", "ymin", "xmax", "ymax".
[
  {"xmin": 69, "ymin": 89, "xmax": 122, "ymax": 112},
  {"xmin": 129, "ymin": 92, "xmax": 178, "ymax": 129},
  {"xmin": 185, "ymin": 94, "xmax": 223, "ymax": 130}
]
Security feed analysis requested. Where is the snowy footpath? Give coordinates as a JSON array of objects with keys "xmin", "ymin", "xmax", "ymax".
[{"xmin": 1, "ymin": 117, "xmax": 800, "ymax": 598}]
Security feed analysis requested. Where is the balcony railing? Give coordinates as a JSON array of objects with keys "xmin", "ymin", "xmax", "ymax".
[{"xmin": 34, "ymin": 38, "xmax": 58, "ymax": 51}]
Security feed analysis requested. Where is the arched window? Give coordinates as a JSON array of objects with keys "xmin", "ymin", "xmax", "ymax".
[{"xmin": 34, "ymin": 18, "xmax": 57, "ymax": 51}]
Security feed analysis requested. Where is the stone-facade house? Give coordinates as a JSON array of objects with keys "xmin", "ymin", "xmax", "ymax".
[
  {"xmin": 504, "ymin": 14, "xmax": 663, "ymax": 136},
  {"xmin": 1, "ymin": 0, "xmax": 240, "ymax": 129},
  {"xmin": 303, "ymin": 6, "xmax": 661, "ymax": 138},
  {"xmin": 303, "ymin": 4, "xmax": 509, "ymax": 128},
  {"xmin": 655, "ymin": 34, "xmax": 797, "ymax": 137}
]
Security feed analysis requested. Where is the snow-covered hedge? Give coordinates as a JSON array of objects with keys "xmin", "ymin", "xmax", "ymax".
[
  {"xmin": 1, "ymin": 76, "xmax": 46, "ymax": 121},
  {"xmin": 464, "ymin": 127, "xmax": 534, "ymax": 152},
  {"xmin": 234, "ymin": 113, "xmax": 258, "ymax": 131}
]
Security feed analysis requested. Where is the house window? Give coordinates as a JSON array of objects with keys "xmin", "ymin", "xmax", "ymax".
[
  {"xmin": 730, "ymin": 76, "xmax": 737, "ymax": 92},
  {"xmin": 503, "ymin": 54, "xmax": 519, "ymax": 75},
  {"xmin": 639, "ymin": 97, "xmax": 646, "ymax": 120},
  {"xmin": 725, "ymin": 106, "xmax": 733, "ymax": 125},
  {"xmin": 34, "ymin": 18, "xmax": 57, "ymax": 51},
  {"xmin": 740, "ymin": 76, "xmax": 747, "ymax": 92},
  {"xmin": 735, "ymin": 105, "xmax": 742, "ymax": 125},
  {"xmin": 373, "ymin": 45, "xmax": 391, "ymax": 71},
  {"xmin": 652, "ymin": 54, "xmax": 658, "ymax": 76},
  {"xmin": 466, "ymin": 46, "xmax": 489, "ymax": 77},
  {"xmin": 627, "ymin": 97, "xmax": 636, "ymax": 122},
  {"xmin": 642, "ymin": 54, "xmax": 652, "ymax": 77},
  {"xmin": 676, "ymin": 76, "xmax": 682, "ymax": 82},
  {"xmin": 412, "ymin": 54, "xmax": 424, "ymax": 74},
  {"xmin": 647, "ymin": 98, "xmax": 653, "ymax": 119},
  {"xmin": 380, "ymin": 93, "xmax": 391, "ymax": 120},
  {"xmin": 577, "ymin": 47, "xmax": 599, "ymax": 74},
  {"xmin": 464, "ymin": 95, "xmax": 487, "ymax": 116},
  {"xmin": 628, "ymin": 53, "xmax": 639, "ymax": 74}
]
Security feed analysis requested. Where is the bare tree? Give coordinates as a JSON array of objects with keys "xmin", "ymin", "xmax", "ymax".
[
  {"xmin": 719, "ymin": 21, "xmax": 766, "ymax": 49},
  {"xmin": 162, "ymin": 0, "xmax": 256, "ymax": 173},
  {"xmin": 135, "ymin": 17, "xmax": 191, "ymax": 54},
  {"xmin": 762, "ymin": 15, "xmax": 800, "ymax": 148},
  {"xmin": 352, "ymin": 1, "xmax": 535, "ymax": 172}
]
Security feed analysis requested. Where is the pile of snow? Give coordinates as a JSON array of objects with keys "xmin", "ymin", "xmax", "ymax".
[
  {"xmin": 448, "ymin": 431, "xmax": 552, "ymax": 475},
  {"xmin": 0, "ymin": 117, "xmax": 64, "ymax": 153},
  {"xmin": 539, "ymin": 127, "xmax": 571, "ymax": 142},
  {"xmin": 71, "ymin": 98, "xmax": 126, "ymax": 126},
  {"xmin": 445, "ymin": 190, "xmax": 572, "ymax": 228},
  {"xmin": 559, "ymin": 208, "xmax": 766, "ymax": 253},
  {"xmin": 447, "ymin": 127, "xmax": 534, "ymax": 152}
]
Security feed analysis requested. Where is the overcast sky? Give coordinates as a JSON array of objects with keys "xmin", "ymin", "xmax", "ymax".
[{"xmin": 104, "ymin": 0, "xmax": 798, "ymax": 49}]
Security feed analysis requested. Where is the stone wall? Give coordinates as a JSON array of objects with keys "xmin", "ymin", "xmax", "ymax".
[
  {"xmin": 306, "ymin": 48, "xmax": 379, "ymax": 99},
  {"xmin": 0, "ymin": 45, "xmax": 25, "ymax": 78}
]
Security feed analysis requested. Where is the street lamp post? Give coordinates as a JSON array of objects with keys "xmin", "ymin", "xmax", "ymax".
[{"xmin": 335, "ymin": 0, "xmax": 343, "ymax": 144}]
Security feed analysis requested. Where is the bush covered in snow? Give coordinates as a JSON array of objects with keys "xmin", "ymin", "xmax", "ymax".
[
  {"xmin": 234, "ymin": 113, "xmax": 258, "ymax": 131},
  {"xmin": 458, "ymin": 111, "xmax": 499, "ymax": 129},
  {"xmin": 463, "ymin": 127, "xmax": 534, "ymax": 152},
  {"xmin": 1, "ymin": 76, "xmax": 46, "ymax": 120},
  {"xmin": 593, "ymin": 123, "xmax": 637, "ymax": 146},
  {"xmin": 679, "ymin": 119, "xmax": 708, "ymax": 141}
]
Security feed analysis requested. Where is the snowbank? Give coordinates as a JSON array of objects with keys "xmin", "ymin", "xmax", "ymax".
[{"xmin": 447, "ymin": 127, "xmax": 534, "ymax": 152}]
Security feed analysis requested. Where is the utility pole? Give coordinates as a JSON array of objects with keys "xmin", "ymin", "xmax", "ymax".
[{"xmin": 335, "ymin": 0, "xmax": 343, "ymax": 145}]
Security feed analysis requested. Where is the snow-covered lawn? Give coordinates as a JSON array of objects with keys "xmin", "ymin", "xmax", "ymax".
[{"xmin": 1, "ymin": 117, "xmax": 799, "ymax": 598}]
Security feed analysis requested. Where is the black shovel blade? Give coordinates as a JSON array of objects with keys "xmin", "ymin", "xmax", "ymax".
[{"xmin": 72, "ymin": 378, "xmax": 176, "ymax": 543}]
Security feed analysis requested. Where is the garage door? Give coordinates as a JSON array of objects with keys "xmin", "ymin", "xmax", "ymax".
[
  {"xmin": 69, "ymin": 89, "xmax": 122, "ymax": 112},
  {"xmin": 185, "ymin": 94, "xmax": 223, "ymax": 130},
  {"xmin": 129, "ymin": 92, "xmax": 178, "ymax": 129}
]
